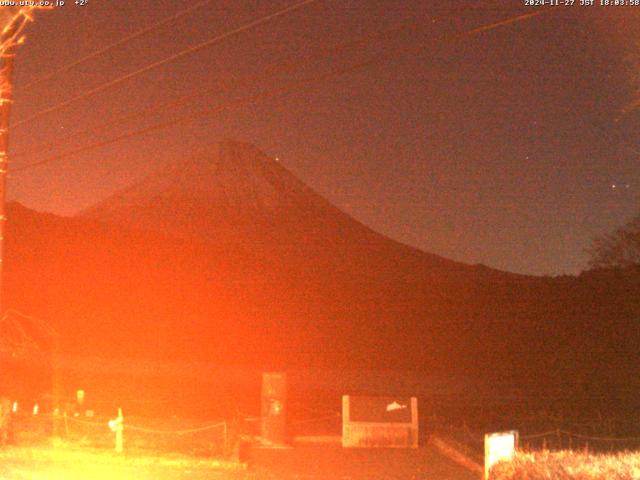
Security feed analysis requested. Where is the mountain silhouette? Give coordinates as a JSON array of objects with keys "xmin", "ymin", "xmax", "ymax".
[{"xmin": 82, "ymin": 140, "xmax": 478, "ymax": 270}]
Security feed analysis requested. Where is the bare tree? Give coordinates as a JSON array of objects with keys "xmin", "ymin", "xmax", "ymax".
[{"xmin": 588, "ymin": 212, "xmax": 640, "ymax": 270}]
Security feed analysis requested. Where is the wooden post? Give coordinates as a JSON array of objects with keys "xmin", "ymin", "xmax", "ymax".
[
  {"xmin": 115, "ymin": 408, "xmax": 123, "ymax": 453},
  {"xmin": 410, "ymin": 397, "xmax": 419, "ymax": 448},
  {"xmin": 52, "ymin": 336, "xmax": 61, "ymax": 437},
  {"xmin": 224, "ymin": 420, "xmax": 228, "ymax": 450},
  {"xmin": 341, "ymin": 395, "xmax": 349, "ymax": 448},
  {"xmin": 109, "ymin": 408, "xmax": 124, "ymax": 453}
]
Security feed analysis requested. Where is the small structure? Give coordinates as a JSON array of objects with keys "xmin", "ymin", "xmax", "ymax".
[
  {"xmin": 260, "ymin": 372, "xmax": 287, "ymax": 445},
  {"xmin": 342, "ymin": 395, "xmax": 418, "ymax": 448}
]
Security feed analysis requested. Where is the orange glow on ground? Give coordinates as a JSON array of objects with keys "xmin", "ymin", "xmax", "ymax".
[{"xmin": 0, "ymin": 443, "xmax": 244, "ymax": 479}]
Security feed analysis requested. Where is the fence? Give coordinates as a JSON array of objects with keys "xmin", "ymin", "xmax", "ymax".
[
  {"xmin": 16, "ymin": 408, "xmax": 232, "ymax": 456},
  {"xmin": 9, "ymin": 398, "xmax": 345, "ymax": 457},
  {"xmin": 520, "ymin": 428, "xmax": 640, "ymax": 453}
]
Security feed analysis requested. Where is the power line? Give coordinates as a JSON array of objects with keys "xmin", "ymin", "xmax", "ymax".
[
  {"xmin": 12, "ymin": 51, "xmax": 395, "ymax": 173},
  {"xmin": 11, "ymin": 0, "xmax": 322, "ymax": 129},
  {"xmin": 22, "ymin": 0, "xmax": 213, "ymax": 89},
  {"xmin": 13, "ymin": 60, "xmax": 375, "ymax": 174},
  {"xmin": 446, "ymin": 7, "xmax": 551, "ymax": 39},
  {"xmin": 13, "ymin": 20, "xmax": 420, "ymax": 160},
  {"xmin": 14, "ymin": 7, "xmax": 553, "ymax": 160},
  {"xmin": 11, "ymin": 8, "xmax": 553, "ymax": 175}
]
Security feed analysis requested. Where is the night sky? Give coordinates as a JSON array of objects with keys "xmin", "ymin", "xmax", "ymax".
[{"xmin": 4, "ymin": 0, "xmax": 639, "ymax": 276}]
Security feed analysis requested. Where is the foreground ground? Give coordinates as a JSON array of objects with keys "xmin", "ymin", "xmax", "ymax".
[
  {"xmin": 246, "ymin": 443, "xmax": 479, "ymax": 479},
  {"xmin": 0, "ymin": 442, "xmax": 479, "ymax": 480}
]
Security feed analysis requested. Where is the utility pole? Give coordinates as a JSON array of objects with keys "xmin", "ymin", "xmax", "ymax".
[
  {"xmin": 0, "ymin": 7, "xmax": 54, "ymax": 434},
  {"xmin": 0, "ymin": 7, "xmax": 45, "ymax": 315},
  {"xmin": 0, "ymin": 45, "xmax": 16, "ymax": 317}
]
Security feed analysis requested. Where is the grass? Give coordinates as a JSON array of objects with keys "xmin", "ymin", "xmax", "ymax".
[
  {"xmin": 12, "ymin": 403, "xmax": 640, "ymax": 479},
  {"xmin": 491, "ymin": 450, "xmax": 640, "ymax": 479},
  {"xmin": 0, "ymin": 440, "xmax": 246, "ymax": 480},
  {"xmin": 0, "ymin": 414, "xmax": 246, "ymax": 480}
]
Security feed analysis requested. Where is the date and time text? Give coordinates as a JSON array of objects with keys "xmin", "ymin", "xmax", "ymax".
[{"xmin": 525, "ymin": 0, "xmax": 640, "ymax": 6}]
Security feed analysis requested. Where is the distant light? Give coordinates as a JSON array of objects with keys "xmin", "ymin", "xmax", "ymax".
[
  {"xmin": 33, "ymin": 404, "xmax": 38, "ymax": 415},
  {"xmin": 12, "ymin": 401, "xmax": 17, "ymax": 413},
  {"xmin": 612, "ymin": 184, "xmax": 616, "ymax": 189},
  {"xmin": 269, "ymin": 400, "xmax": 283, "ymax": 415},
  {"xmin": 77, "ymin": 389, "xmax": 85, "ymax": 405},
  {"xmin": 108, "ymin": 415, "xmax": 123, "ymax": 432},
  {"xmin": 275, "ymin": 157, "xmax": 280, "ymax": 162}
]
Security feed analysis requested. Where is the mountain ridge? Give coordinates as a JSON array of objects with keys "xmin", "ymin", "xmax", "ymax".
[{"xmin": 80, "ymin": 139, "xmax": 526, "ymax": 280}]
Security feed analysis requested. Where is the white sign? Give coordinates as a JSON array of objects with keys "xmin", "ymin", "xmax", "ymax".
[{"xmin": 484, "ymin": 430, "xmax": 518, "ymax": 479}]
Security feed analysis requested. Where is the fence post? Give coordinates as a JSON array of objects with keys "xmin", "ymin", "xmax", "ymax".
[
  {"xmin": 116, "ymin": 408, "xmax": 123, "ymax": 453},
  {"xmin": 109, "ymin": 408, "xmax": 124, "ymax": 453}
]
